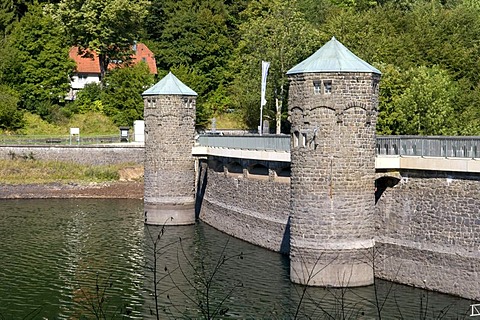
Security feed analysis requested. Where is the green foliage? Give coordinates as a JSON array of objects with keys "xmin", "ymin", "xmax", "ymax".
[
  {"xmin": 147, "ymin": 0, "xmax": 240, "ymax": 128},
  {"xmin": 168, "ymin": 65, "xmax": 211, "ymax": 128},
  {"xmin": 0, "ymin": 0, "xmax": 16, "ymax": 36},
  {"xmin": 101, "ymin": 62, "xmax": 154, "ymax": 126},
  {"xmin": 296, "ymin": 0, "xmax": 332, "ymax": 26},
  {"xmin": 152, "ymin": 0, "xmax": 232, "ymax": 83},
  {"xmin": 84, "ymin": 166, "xmax": 119, "ymax": 181},
  {"xmin": 69, "ymin": 82, "xmax": 103, "ymax": 114},
  {"xmin": 376, "ymin": 64, "xmax": 407, "ymax": 135},
  {"xmin": 18, "ymin": 112, "xmax": 65, "ymax": 135},
  {"xmin": 53, "ymin": 0, "xmax": 150, "ymax": 80},
  {"xmin": 0, "ymin": 158, "xmax": 125, "ymax": 184},
  {"xmin": 0, "ymin": 3, "xmax": 74, "ymax": 116},
  {"xmin": 230, "ymin": 0, "xmax": 322, "ymax": 129},
  {"xmin": 329, "ymin": 0, "xmax": 377, "ymax": 11},
  {"xmin": 0, "ymin": 84, "xmax": 24, "ymax": 131},
  {"xmin": 390, "ymin": 66, "xmax": 458, "ymax": 135},
  {"xmin": 0, "ymin": 0, "xmax": 480, "ymax": 135},
  {"xmin": 317, "ymin": 1, "xmax": 480, "ymax": 136},
  {"xmin": 67, "ymin": 112, "xmax": 118, "ymax": 134}
]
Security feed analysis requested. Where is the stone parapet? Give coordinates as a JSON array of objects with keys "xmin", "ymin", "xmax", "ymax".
[{"xmin": 0, "ymin": 145, "xmax": 144, "ymax": 165}]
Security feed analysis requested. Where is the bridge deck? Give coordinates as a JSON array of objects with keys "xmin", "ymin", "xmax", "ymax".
[{"xmin": 195, "ymin": 135, "xmax": 480, "ymax": 173}]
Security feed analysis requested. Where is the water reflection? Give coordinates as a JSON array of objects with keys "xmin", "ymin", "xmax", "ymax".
[{"xmin": 0, "ymin": 199, "xmax": 474, "ymax": 319}]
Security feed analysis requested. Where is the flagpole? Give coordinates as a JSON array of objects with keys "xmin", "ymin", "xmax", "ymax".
[
  {"xmin": 259, "ymin": 99, "xmax": 263, "ymax": 135},
  {"xmin": 260, "ymin": 61, "xmax": 270, "ymax": 135}
]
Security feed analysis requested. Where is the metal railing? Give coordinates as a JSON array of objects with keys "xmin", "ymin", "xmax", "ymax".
[
  {"xmin": 0, "ymin": 134, "xmax": 132, "ymax": 145},
  {"xmin": 197, "ymin": 134, "xmax": 480, "ymax": 159},
  {"xmin": 4, "ymin": 133, "xmax": 480, "ymax": 158},
  {"xmin": 376, "ymin": 136, "xmax": 480, "ymax": 158},
  {"xmin": 196, "ymin": 134, "xmax": 290, "ymax": 152}
]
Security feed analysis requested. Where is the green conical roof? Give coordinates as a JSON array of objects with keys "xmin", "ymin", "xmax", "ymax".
[
  {"xmin": 286, "ymin": 37, "xmax": 381, "ymax": 75},
  {"xmin": 142, "ymin": 72, "xmax": 197, "ymax": 96}
]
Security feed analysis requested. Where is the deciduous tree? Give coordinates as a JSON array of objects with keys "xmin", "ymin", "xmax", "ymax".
[
  {"xmin": 0, "ymin": 3, "xmax": 74, "ymax": 118},
  {"xmin": 101, "ymin": 62, "xmax": 154, "ymax": 126},
  {"xmin": 393, "ymin": 65, "xmax": 457, "ymax": 135},
  {"xmin": 230, "ymin": 0, "xmax": 323, "ymax": 130},
  {"xmin": 53, "ymin": 0, "xmax": 150, "ymax": 81},
  {"xmin": 0, "ymin": 84, "xmax": 23, "ymax": 130}
]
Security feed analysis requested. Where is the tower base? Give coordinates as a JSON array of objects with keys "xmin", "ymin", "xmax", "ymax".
[
  {"xmin": 144, "ymin": 202, "xmax": 195, "ymax": 225},
  {"xmin": 290, "ymin": 247, "xmax": 374, "ymax": 287}
]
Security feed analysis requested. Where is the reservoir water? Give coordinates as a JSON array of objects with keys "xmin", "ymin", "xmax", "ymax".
[{"xmin": 0, "ymin": 199, "xmax": 474, "ymax": 319}]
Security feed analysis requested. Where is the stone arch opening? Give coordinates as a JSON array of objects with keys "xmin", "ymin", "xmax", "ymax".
[
  {"xmin": 375, "ymin": 176, "xmax": 401, "ymax": 204},
  {"xmin": 276, "ymin": 166, "xmax": 291, "ymax": 183},
  {"xmin": 289, "ymin": 106, "xmax": 304, "ymax": 122},
  {"xmin": 226, "ymin": 161, "xmax": 243, "ymax": 177},
  {"xmin": 247, "ymin": 163, "xmax": 269, "ymax": 181},
  {"xmin": 208, "ymin": 159, "xmax": 224, "ymax": 173}
]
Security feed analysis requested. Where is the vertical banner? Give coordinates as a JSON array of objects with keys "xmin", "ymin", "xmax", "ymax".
[{"xmin": 259, "ymin": 61, "xmax": 270, "ymax": 135}]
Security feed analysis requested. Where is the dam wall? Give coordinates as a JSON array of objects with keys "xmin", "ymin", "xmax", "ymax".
[
  {"xmin": 375, "ymin": 169, "xmax": 480, "ymax": 300},
  {"xmin": 197, "ymin": 157, "xmax": 291, "ymax": 254},
  {"xmin": 195, "ymin": 151, "xmax": 480, "ymax": 300}
]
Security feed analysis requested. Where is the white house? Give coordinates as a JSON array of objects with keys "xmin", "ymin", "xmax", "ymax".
[{"xmin": 67, "ymin": 43, "xmax": 157, "ymax": 100}]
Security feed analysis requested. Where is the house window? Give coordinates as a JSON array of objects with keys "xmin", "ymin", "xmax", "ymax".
[
  {"xmin": 324, "ymin": 80, "xmax": 332, "ymax": 94},
  {"xmin": 142, "ymin": 57, "xmax": 146, "ymax": 62},
  {"xmin": 313, "ymin": 80, "xmax": 321, "ymax": 94}
]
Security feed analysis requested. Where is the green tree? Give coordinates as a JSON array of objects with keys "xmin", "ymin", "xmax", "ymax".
[
  {"xmin": 145, "ymin": 0, "xmax": 240, "ymax": 127},
  {"xmin": 167, "ymin": 65, "xmax": 211, "ymax": 129},
  {"xmin": 0, "ymin": 84, "xmax": 23, "ymax": 130},
  {"xmin": 53, "ymin": 0, "xmax": 150, "ymax": 81},
  {"xmin": 393, "ymin": 65, "xmax": 458, "ymax": 135},
  {"xmin": 404, "ymin": 1, "xmax": 480, "ymax": 84},
  {"xmin": 0, "ymin": 0, "xmax": 16, "ymax": 37},
  {"xmin": 230, "ymin": 0, "xmax": 323, "ymax": 130},
  {"xmin": 329, "ymin": 0, "xmax": 377, "ymax": 11},
  {"xmin": 0, "ymin": 3, "xmax": 74, "ymax": 119},
  {"xmin": 101, "ymin": 62, "xmax": 154, "ymax": 126},
  {"xmin": 153, "ymin": 0, "xmax": 234, "ymax": 94},
  {"xmin": 296, "ymin": 0, "xmax": 332, "ymax": 26},
  {"xmin": 376, "ymin": 63, "xmax": 406, "ymax": 135},
  {"xmin": 69, "ymin": 82, "xmax": 103, "ymax": 114}
]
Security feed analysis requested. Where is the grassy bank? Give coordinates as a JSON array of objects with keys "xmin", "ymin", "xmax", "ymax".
[{"xmin": 0, "ymin": 159, "xmax": 142, "ymax": 184}]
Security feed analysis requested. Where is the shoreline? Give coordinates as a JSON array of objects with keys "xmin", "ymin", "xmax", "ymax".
[{"xmin": 0, "ymin": 181, "xmax": 144, "ymax": 199}]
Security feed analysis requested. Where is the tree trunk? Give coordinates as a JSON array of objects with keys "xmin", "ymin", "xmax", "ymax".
[{"xmin": 98, "ymin": 53, "xmax": 107, "ymax": 86}]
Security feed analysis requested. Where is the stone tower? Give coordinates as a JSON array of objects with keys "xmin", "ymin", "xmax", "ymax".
[
  {"xmin": 286, "ymin": 37, "xmax": 381, "ymax": 287},
  {"xmin": 142, "ymin": 72, "xmax": 197, "ymax": 225}
]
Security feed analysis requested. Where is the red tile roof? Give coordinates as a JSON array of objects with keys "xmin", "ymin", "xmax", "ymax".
[
  {"xmin": 131, "ymin": 43, "xmax": 158, "ymax": 75},
  {"xmin": 69, "ymin": 43, "xmax": 157, "ymax": 75}
]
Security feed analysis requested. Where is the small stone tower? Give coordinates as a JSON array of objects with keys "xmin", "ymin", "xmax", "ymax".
[
  {"xmin": 286, "ymin": 37, "xmax": 381, "ymax": 287},
  {"xmin": 142, "ymin": 72, "xmax": 197, "ymax": 225}
]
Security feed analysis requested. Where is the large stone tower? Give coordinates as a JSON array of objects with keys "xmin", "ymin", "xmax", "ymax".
[
  {"xmin": 287, "ymin": 37, "xmax": 381, "ymax": 287},
  {"xmin": 142, "ymin": 72, "xmax": 197, "ymax": 225}
]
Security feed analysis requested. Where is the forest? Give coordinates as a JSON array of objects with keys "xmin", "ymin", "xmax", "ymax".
[{"xmin": 1, "ymin": 0, "xmax": 480, "ymax": 135}]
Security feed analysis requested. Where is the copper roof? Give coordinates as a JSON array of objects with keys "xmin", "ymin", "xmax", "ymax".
[
  {"xmin": 287, "ymin": 37, "xmax": 381, "ymax": 75},
  {"xmin": 142, "ymin": 72, "xmax": 197, "ymax": 96}
]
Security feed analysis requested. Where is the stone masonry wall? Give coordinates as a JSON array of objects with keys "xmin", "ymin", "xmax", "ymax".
[
  {"xmin": 375, "ymin": 170, "xmax": 480, "ymax": 300},
  {"xmin": 197, "ymin": 157, "xmax": 291, "ymax": 254},
  {"xmin": 0, "ymin": 145, "xmax": 144, "ymax": 165}
]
